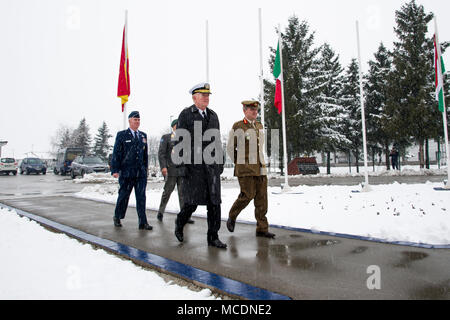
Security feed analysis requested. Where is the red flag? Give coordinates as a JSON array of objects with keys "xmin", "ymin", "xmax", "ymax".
[{"xmin": 117, "ymin": 25, "xmax": 130, "ymax": 112}]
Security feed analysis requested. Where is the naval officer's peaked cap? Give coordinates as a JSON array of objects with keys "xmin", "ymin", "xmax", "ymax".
[
  {"xmin": 189, "ymin": 82, "xmax": 212, "ymax": 95},
  {"xmin": 128, "ymin": 111, "xmax": 140, "ymax": 119}
]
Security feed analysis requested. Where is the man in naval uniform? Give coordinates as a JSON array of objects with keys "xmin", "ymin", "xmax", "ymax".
[
  {"xmin": 111, "ymin": 111, "xmax": 153, "ymax": 230},
  {"xmin": 173, "ymin": 82, "xmax": 227, "ymax": 249}
]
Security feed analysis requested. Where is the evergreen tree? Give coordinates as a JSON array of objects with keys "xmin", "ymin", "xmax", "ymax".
[
  {"xmin": 72, "ymin": 118, "xmax": 92, "ymax": 155},
  {"xmin": 310, "ymin": 43, "xmax": 348, "ymax": 173},
  {"xmin": 386, "ymin": 0, "xmax": 433, "ymax": 168},
  {"xmin": 264, "ymin": 16, "xmax": 321, "ymax": 162},
  {"xmin": 93, "ymin": 121, "xmax": 112, "ymax": 160},
  {"xmin": 364, "ymin": 42, "xmax": 393, "ymax": 169},
  {"xmin": 340, "ymin": 59, "xmax": 362, "ymax": 172}
]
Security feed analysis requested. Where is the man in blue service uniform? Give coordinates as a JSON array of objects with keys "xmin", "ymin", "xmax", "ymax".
[
  {"xmin": 157, "ymin": 119, "xmax": 194, "ymax": 224},
  {"xmin": 111, "ymin": 111, "xmax": 153, "ymax": 230},
  {"xmin": 174, "ymin": 83, "xmax": 227, "ymax": 249}
]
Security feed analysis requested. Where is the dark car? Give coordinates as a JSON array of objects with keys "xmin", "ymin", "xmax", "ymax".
[
  {"xmin": 70, "ymin": 155, "xmax": 109, "ymax": 179},
  {"xmin": 20, "ymin": 157, "xmax": 47, "ymax": 175},
  {"xmin": 54, "ymin": 147, "xmax": 83, "ymax": 176}
]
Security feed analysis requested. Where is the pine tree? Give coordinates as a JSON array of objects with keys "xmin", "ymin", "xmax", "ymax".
[
  {"xmin": 386, "ymin": 0, "xmax": 433, "ymax": 168},
  {"xmin": 264, "ymin": 16, "xmax": 321, "ymax": 161},
  {"xmin": 340, "ymin": 59, "xmax": 362, "ymax": 172},
  {"xmin": 93, "ymin": 121, "xmax": 112, "ymax": 160},
  {"xmin": 364, "ymin": 42, "xmax": 393, "ymax": 169},
  {"xmin": 310, "ymin": 43, "xmax": 348, "ymax": 173},
  {"xmin": 72, "ymin": 118, "xmax": 92, "ymax": 155}
]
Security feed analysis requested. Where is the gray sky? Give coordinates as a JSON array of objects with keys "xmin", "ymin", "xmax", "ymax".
[{"xmin": 1, "ymin": 0, "xmax": 449, "ymax": 158}]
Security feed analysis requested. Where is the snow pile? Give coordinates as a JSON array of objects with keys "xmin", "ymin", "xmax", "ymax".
[
  {"xmin": 72, "ymin": 172, "xmax": 117, "ymax": 184},
  {"xmin": 0, "ymin": 207, "xmax": 219, "ymax": 300},
  {"xmin": 75, "ymin": 180, "xmax": 450, "ymax": 246}
]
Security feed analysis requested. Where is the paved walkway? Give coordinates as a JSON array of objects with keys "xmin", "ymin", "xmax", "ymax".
[{"xmin": 1, "ymin": 196, "xmax": 449, "ymax": 300}]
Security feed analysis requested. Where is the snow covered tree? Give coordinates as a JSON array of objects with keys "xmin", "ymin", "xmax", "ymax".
[
  {"xmin": 72, "ymin": 118, "xmax": 92, "ymax": 155},
  {"xmin": 310, "ymin": 43, "xmax": 348, "ymax": 173},
  {"xmin": 386, "ymin": 0, "xmax": 434, "ymax": 168},
  {"xmin": 264, "ymin": 16, "xmax": 321, "ymax": 161},
  {"xmin": 93, "ymin": 121, "xmax": 112, "ymax": 160},
  {"xmin": 364, "ymin": 42, "xmax": 393, "ymax": 169},
  {"xmin": 340, "ymin": 59, "xmax": 363, "ymax": 172}
]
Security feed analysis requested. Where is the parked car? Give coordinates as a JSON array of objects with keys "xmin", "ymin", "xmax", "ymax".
[
  {"xmin": 0, "ymin": 157, "xmax": 17, "ymax": 175},
  {"xmin": 54, "ymin": 147, "xmax": 84, "ymax": 176},
  {"xmin": 20, "ymin": 157, "xmax": 47, "ymax": 175},
  {"xmin": 70, "ymin": 155, "xmax": 109, "ymax": 179}
]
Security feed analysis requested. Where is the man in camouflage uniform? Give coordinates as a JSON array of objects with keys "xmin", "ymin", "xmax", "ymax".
[{"xmin": 226, "ymin": 100, "xmax": 275, "ymax": 238}]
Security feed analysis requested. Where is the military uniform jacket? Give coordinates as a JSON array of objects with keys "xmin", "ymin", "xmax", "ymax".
[
  {"xmin": 227, "ymin": 119, "xmax": 267, "ymax": 177},
  {"xmin": 111, "ymin": 129, "xmax": 148, "ymax": 178},
  {"xmin": 176, "ymin": 105, "xmax": 224, "ymax": 205},
  {"xmin": 158, "ymin": 132, "xmax": 178, "ymax": 176}
]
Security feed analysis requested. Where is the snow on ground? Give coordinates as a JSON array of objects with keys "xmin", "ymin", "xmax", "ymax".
[
  {"xmin": 0, "ymin": 206, "xmax": 218, "ymax": 300},
  {"xmin": 74, "ymin": 166, "xmax": 450, "ymax": 246}
]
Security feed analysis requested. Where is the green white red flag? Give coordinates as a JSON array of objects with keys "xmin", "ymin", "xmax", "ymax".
[
  {"xmin": 117, "ymin": 23, "xmax": 130, "ymax": 112},
  {"xmin": 273, "ymin": 42, "xmax": 282, "ymax": 114},
  {"xmin": 434, "ymin": 34, "xmax": 446, "ymax": 113}
]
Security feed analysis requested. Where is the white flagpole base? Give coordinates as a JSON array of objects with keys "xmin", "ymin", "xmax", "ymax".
[{"xmin": 360, "ymin": 182, "xmax": 372, "ymax": 193}]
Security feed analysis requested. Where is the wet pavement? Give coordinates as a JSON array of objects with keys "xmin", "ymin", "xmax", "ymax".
[
  {"xmin": 1, "ymin": 173, "xmax": 449, "ymax": 299},
  {"xmin": 1, "ymin": 194, "xmax": 449, "ymax": 300}
]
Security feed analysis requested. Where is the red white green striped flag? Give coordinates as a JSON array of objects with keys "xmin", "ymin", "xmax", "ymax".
[
  {"xmin": 273, "ymin": 42, "xmax": 282, "ymax": 114},
  {"xmin": 434, "ymin": 34, "xmax": 446, "ymax": 113}
]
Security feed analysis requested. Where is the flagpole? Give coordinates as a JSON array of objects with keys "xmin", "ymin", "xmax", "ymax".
[
  {"xmin": 123, "ymin": 10, "xmax": 128, "ymax": 130},
  {"xmin": 356, "ymin": 21, "xmax": 371, "ymax": 192},
  {"xmin": 206, "ymin": 20, "xmax": 210, "ymax": 83},
  {"xmin": 278, "ymin": 25, "xmax": 290, "ymax": 190},
  {"xmin": 434, "ymin": 16, "xmax": 450, "ymax": 187},
  {"xmin": 258, "ymin": 9, "xmax": 265, "ymax": 128},
  {"xmin": 258, "ymin": 8, "xmax": 267, "ymax": 166}
]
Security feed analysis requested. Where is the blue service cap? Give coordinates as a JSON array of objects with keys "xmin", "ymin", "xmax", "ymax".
[{"xmin": 128, "ymin": 111, "xmax": 140, "ymax": 119}]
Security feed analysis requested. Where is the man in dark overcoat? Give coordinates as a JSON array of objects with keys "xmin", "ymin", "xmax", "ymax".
[
  {"xmin": 173, "ymin": 82, "xmax": 227, "ymax": 249},
  {"xmin": 111, "ymin": 111, "xmax": 152, "ymax": 230}
]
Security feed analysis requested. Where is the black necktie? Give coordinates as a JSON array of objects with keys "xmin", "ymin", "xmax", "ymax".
[
  {"xmin": 134, "ymin": 131, "xmax": 139, "ymax": 140},
  {"xmin": 202, "ymin": 111, "xmax": 206, "ymax": 118}
]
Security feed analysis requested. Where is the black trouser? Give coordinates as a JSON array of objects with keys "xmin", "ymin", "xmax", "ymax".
[
  {"xmin": 176, "ymin": 203, "xmax": 221, "ymax": 241},
  {"xmin": 114, "ymin": 176, "xmax": 148, "ymax": 226}
]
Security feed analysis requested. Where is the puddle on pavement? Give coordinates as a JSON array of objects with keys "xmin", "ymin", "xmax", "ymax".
[
  {"xmin": 351, "ymin": 246, "xmax": 368, "ymax": 254},
  {"xmin": 394, "ymin": 251, "xmax": 429, "ymax": 268},
  {"xmin": 410, "ymin": 280, "xmax": 450, "ymax": 300},
  {"xmin": 271, "ymin": 239, "xmax": 340, "ymax": 252},
  {"xmin": 268, "ymin": 239, "xmax": 340, "ymax": 271}
]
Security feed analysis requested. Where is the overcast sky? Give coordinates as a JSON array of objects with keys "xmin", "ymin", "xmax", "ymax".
[{"xmin": 1, "ymin": 0, "xmax": 449, "ymax": 158}]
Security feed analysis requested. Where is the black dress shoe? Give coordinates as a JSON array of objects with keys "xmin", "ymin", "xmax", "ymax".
[
  {"xmin": 175, "ymin": 225, "xmax": 184, "ymax": 242},
  {"xmin": 138, "ymin": 223, "xmax": 153, "ymax": 230},
  {"xmin": 113, "ymin": 217, "xmax": 122, "ymax": 227},
  {"xmin": 208, "ymin": 238, "xmax": 227, "ymax": 249},
  {"xmin": 187, "ymin": 218, "xmax": 195, "ymax": 224},
  {"xmin": 256, "ymin": 231, "xmax": 276, "ymax": 238},
  {"xmin": 226, "ymin": 218, "xmax": 235, "ymax": 232},
  {"xmin": 157, "ymin": 212, "xmax": 163, "ymax": 221}
]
